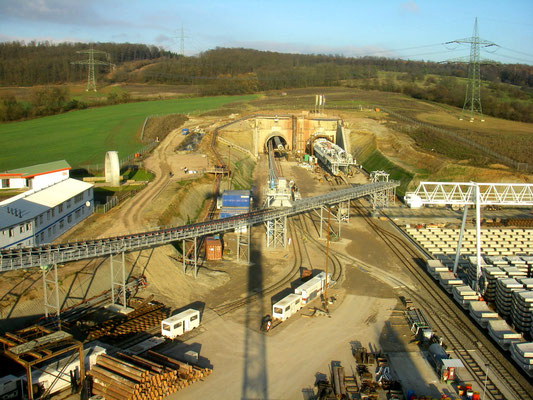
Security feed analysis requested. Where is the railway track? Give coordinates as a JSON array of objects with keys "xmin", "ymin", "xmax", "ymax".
[
  {"xmin": 352, "ymin": 200, "xmax": 533, "ymax": 400},
  {"xmin": 211, "ymin": 149, "xmax": 344, "ymax": 316}
]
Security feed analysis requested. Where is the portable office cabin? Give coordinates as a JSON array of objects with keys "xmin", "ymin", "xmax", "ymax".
[
  {"xmin": 161, "ymin": 309, "xmax": 200, "ymax": 339},
  {"xmin": 272, "ymin": 293, "xmax": 302, "ymax": 321},
  {"xmin": 294, "ymin": 272, "xmax": 332, "ymax": 304}
]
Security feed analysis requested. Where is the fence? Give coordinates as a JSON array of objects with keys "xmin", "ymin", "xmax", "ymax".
[
  {"xmin": 95, "ymin": 184, "xmax": 147, "ymax": 213},
  {"xmin": 80, "ymin": 142, "xmax": 158, "ymax": 173},
  {"xmin": 217, "ymin": 136, "xmax": 257, "ymax": 160},
  {"xmin": 326, "ymin": 104, "xmax": 531, "ymax": 173}
]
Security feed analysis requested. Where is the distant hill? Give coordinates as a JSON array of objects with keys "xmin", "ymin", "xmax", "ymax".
[
  {"xmin": 0, "ymin": 43, "xmax": 531, "ymax": 122},
  {"xmin": 0, "ymin": 41, "xmax": 176, "ymax": 85}
]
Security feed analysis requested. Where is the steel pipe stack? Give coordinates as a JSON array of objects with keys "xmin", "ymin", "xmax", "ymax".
[{"xmin": 88, "ymin": 352, "xmax": 212, "ymax": 400}]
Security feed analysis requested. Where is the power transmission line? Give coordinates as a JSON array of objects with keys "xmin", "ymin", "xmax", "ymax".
[
  {"xmin": 71, "ymin": 45, "xmax": 115, "ymax": 92},
  {"xmin": 444, "ymin": 18, "xmax": 497, "ymax": 122}
]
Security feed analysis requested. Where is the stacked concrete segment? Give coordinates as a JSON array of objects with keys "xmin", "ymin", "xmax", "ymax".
[
  {"xmin": 488, "ymin": 319, "xmax": 523, "ymax": 351},
  {"xmin": 469, "ymin": 301, "xmax": 499, "ymax": 328},
  {"xmin": 452, "ymin": 285, "xmax": 480, "ymax": 310},
  {"xmin": 438, "ymin": 271, "xmax": 464, "ymax": 294},
  {"xmin": 426, "ymin": 259, "xmax": 448, "ymax": 279},
  {"xmin": 511, "ymin": 290, "xmax": 533, "ymax": 334},
  {"xmin": 495, "ymin": 278, "xmax": 524, "ymax": 319},
  {"xmin": 481, "ymin": 267, "xmax": 506, "ymax": 302},
  {"xmin": 510, "ymin": 342, "xmax": 533, "ymax": 378}
]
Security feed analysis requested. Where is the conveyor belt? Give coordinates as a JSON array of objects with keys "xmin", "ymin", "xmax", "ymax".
[{"xmin": 0, "ymin": 181, "xmax": 399, "ymax": 271}]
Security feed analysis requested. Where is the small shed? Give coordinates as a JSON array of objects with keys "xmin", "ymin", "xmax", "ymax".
[{"xmin": 205, "ymin": 237, "xmax": 222, "ymax": 260}]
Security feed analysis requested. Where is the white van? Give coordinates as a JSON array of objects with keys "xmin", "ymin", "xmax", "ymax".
[
  {"xmin": 161, "ymin": 309, "xmax": 200, "ymax": 339},
  {"xmin": 273, "ymin": 293, "xmax": 302, "ymax": 321}
]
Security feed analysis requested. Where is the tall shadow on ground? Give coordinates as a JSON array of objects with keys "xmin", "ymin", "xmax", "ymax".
[{"xmin": 241, "ymin": 245, "xmax": 268, "ymax": 399}]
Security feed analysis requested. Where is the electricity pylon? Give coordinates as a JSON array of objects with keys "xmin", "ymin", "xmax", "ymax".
[
  {"xmin": 445, "ymin": 18, "xmax": 497, "ymax": 122},
  {"xmin": 71, "ymin": 45, "xmax": 115, "ymax": 92},
  {"xmin": 176, "ymin": 24, "xmax": 189, "ymax": 56}
]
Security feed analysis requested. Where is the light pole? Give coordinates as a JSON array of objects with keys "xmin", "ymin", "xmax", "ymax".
[{"xmin": 482, "ymin": 363, "xmax": 490, "ymax": 400}]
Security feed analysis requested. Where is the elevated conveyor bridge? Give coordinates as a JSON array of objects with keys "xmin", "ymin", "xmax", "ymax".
[{"xmin": 0, "ymin": 181, "xmax": 398, "ymax": 271}]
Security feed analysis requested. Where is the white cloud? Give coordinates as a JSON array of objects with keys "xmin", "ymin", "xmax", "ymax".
[
  {"xmin": 401, "ymin": 0, "xmax": 420, "ymax": 14},
  {"xmin": 0, "ymin": 0, "xmax": 99, "ymax": 24},
  {"xmin": 155, "ymin": 34, "xmax": 173, "ymax": 44}
]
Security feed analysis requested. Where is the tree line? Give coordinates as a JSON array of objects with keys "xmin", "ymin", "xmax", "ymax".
[{"xmin": 0, "ymin": 43, "xmax": 531, "ymax": 122}]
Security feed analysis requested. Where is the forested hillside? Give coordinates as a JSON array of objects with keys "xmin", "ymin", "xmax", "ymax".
[
  {"xmin": 0, "ymin": 42, "xmax": 532, "ymax": 122},
  {"xmin": 0, "ymin": 41, "xmax": 174, "ymax": 85}
]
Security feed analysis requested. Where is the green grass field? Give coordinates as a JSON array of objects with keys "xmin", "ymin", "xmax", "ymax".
[
  {"xmin": 0, "ymin": 95, "xmax": 257, "ymax": 171},
  {"xmin": 362, "ymin": 149, "xmax": 414, "ymax": 196}
]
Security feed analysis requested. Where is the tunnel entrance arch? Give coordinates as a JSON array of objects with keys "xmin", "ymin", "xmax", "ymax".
[{"xmin": 264, "ymin": 134, "xmax": 289, "ymax": 154}]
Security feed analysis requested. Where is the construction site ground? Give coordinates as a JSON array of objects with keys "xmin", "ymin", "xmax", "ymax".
[{"xmin": 1, "ymin": 110, "xmax": 530, "ymax": 399}]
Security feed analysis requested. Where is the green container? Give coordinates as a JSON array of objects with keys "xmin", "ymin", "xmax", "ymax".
[{"xmin": 303, "ymin": 154, "xmax": 310, "ymax": 162}]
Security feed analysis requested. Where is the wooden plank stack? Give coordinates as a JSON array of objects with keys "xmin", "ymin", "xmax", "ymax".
[{"xmin": 88, "ymin": 351, "xmax": 212, "ymax": 400}]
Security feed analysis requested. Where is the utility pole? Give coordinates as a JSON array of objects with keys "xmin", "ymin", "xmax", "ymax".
[
  {"xmin": 180, "ymin": 24, "xmax": 185, "ymax": 56},
  {"xmin": 444, "ymin": 18, "xmax": 497, "ymax": 122},
  {"xmin": 324, "ymin": 207, "xmax": 331, "ymax": 312},
  {"xmin": 71, "ymin": 45, "xmax": 114, "ymax": 92},
  {"xmin": 227, "ymin": 146, "xmax": 232, "ymax": 191}
]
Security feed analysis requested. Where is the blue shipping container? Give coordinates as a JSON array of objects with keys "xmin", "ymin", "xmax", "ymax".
[
  {"xmin": 182, "ymin": 128, "xmax": 189, "ymax": 135},
  {"xmin": 221, "ymin": 190, "xmax": 251, "ymax": 208}
]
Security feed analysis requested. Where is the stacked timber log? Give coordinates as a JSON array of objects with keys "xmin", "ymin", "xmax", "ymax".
[
  {"xmin": 86, "ymin": 301, "xmax": 170, "ymax": 342},
  {"xmin": 88, "ymin": 351, "xmax": 212, "ymax": 400}
]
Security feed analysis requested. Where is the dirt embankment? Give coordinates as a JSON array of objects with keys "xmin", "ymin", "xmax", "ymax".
[{"xmin": 344, "ymin": 112, "xmax": 533, "ymax": 188}]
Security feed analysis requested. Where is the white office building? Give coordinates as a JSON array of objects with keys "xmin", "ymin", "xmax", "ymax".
[
  {"xmin": 0, "ymin": 160, "xmax": 71, "ymax": 191},
  {"xmin": 0, "ymin": 178, "xmax": 94, "ymax": 249}
]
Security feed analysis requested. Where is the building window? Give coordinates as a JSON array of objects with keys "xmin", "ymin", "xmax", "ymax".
[
  {"xmin": 59, "ymin": 219, "xmax": 64, "ymax": 229},
  {"xmin": 47, "ymin": 210, "xmax": 50, "ymax": 221},
  {"xmin": 75, "ymin": 209, "xmax": 81, "ymax": 219},
  {"xmin": 51, "ymin": 208, "xmax": 55, "ymax": 217},
  {"xmin": 58, "ymin": 204, "xmax": 63, "ymax": 213},
  {"xmin": 67, "ymin": 199, "xmax": 71, "ymax": 209},
  {"xmin": 26, "ymin": 223, "xmax": 31, "ymax": 231},
  {"xmin": 67, "ymin": 215, "xmax": 72, "ymax": 223},
  {"xmin": 1, "ymin": 179, "xmax": 9, "ymax": 188},
  {"xmin": 40, "ymin": 232, "xmax": 44, "ymax": 241},
  {"xmin": 47, "ymin": 227, "xmax": 51, "ymax": 237},
  {"xmin": 52, "ymin": 225, "xmax": 56, "ymax": 234},
  {"xmin": 39, "ymin": 215, "xmax": 43, "ymax": 225},
  {"xmin": 9, "ymin": 228, "xmax": 14, "ymax": 237},
  {"xmin": 20, "ymin": 226, "xmax": 24, "ymax": 233},
  {"xmin": 75, "ymin": 193, "xmax": 83, "ymax": 203}
]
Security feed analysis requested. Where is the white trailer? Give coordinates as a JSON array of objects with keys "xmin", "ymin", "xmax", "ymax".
[
  {"xmin": 294, "ymin": 272, "xmax": 332, "ymax": 304},
  {"xmin": 272, "ymin": 293, "xmax": 302, "ymax": 321},
  {"xmin": 161, "ymin": 309, "xmax": 200, "ymax": 339}
]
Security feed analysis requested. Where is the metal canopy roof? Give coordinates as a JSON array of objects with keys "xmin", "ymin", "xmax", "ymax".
[{"xmin": 442, "ymin": 359, "xmax": 465, "ymax": 368}]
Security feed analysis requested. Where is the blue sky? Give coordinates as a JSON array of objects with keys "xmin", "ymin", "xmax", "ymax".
[{"xmin": 1, "ymin": 0, "xmax": 532, "ymax": 64}]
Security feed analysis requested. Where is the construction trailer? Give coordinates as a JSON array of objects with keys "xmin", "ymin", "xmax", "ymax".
[
  {"xmin": 294, "ymin": 272, "xmax": 332, "ymax": 304},
  {"xmin": 161, "ymin": 309, "xmax": 200, "ymax": 339},
  {"xmin": 272, "ymin": 293, "xmax": 302, "ymax": 321}
]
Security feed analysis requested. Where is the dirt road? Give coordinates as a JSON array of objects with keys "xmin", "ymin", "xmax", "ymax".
[{"xmin": 99, "ymin": 130, "xmax": 186, "ymax": 237}]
